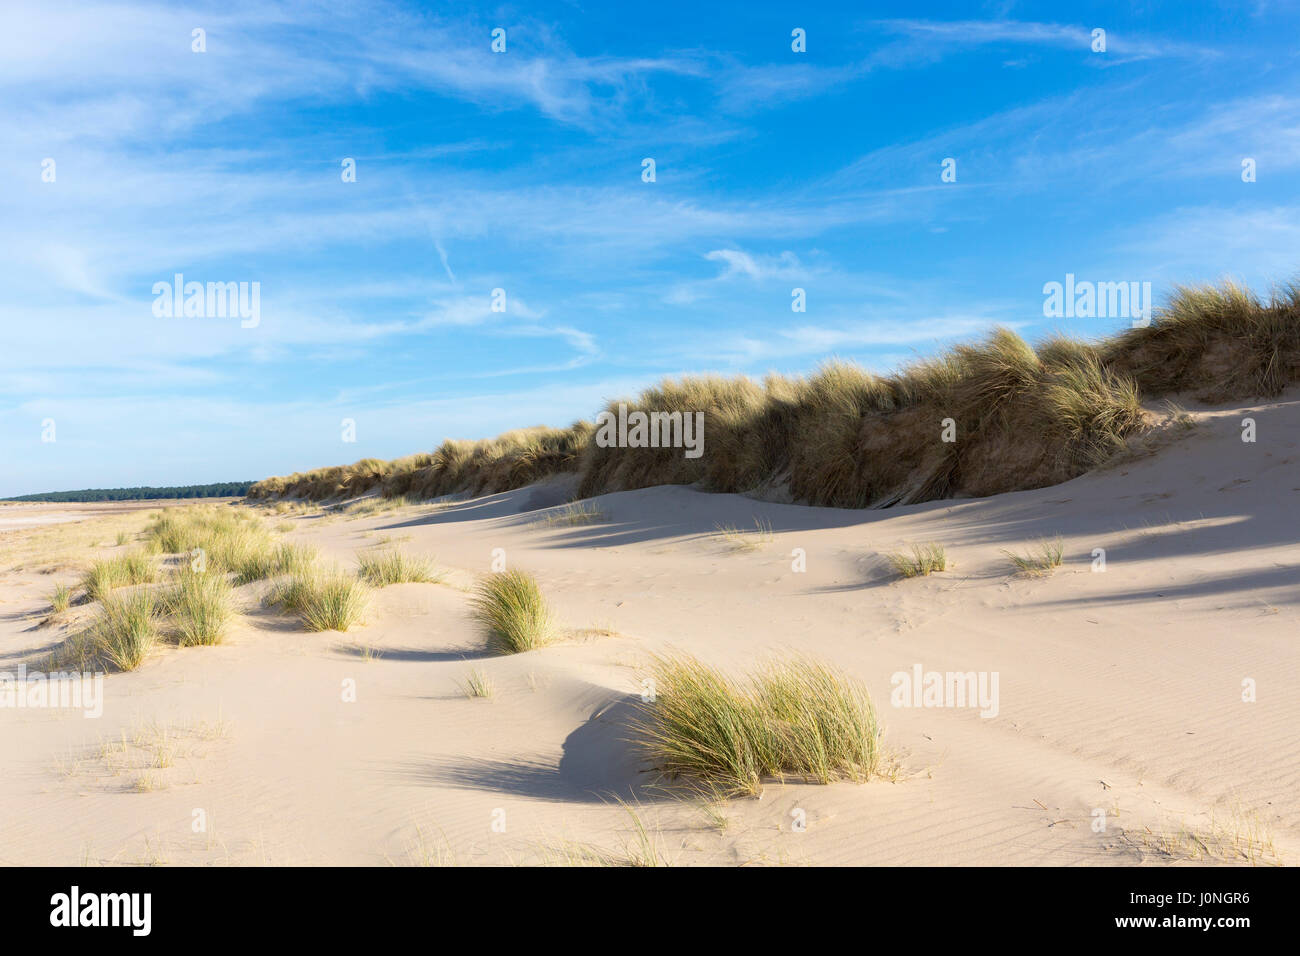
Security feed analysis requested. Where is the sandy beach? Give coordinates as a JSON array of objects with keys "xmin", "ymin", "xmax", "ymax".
[{"xmin": 0, "ymin": 394, "xmax": 1293, "ymax": 866}]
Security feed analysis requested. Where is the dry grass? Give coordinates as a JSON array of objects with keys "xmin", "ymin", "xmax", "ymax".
[
  {"xmin": 460, "ymin": 668, "xmax": 495, "ymax": 699},
  {"xmin": 145, "ymin": 505, "xmax": 280, "ymax": 583},
  {"xmin": 81, "ymin": 551, "xmax": 157, "ymax": 601},
  {"xmin": 301, "ymin": 572, "xmax": 370, "ymax": 632},
  {"xmin": 356, "ymin": 548, "xmax": 440, "ymax": 586},
  {"xmin": 162, "ymin": 569, "xmax": 233, "ymax": 646},
  {"xmin": 249, "ymin": 278, "xmax": 1300, "ymax": 510},
  {"xmin": 1133, "ymin": 805, "xmax": 1282, "ymax": 866},
  {"xmin": 714, "ymin": 517, "xmax": 774, "ymax": 552},
  {"xmin": 85, "ymin": 590, "xmax": 160, "ymax": 671},
  {"xmin": 49, "ymin": 582, "xmax": 73, "ymax": 613},
  {"xmin": 343, "ymin": 495, "xmax": 413, "ymax": 518},
  {"xmin": 266, "ymin": 566, "xmax": 369, "ymax": 632},
  {"xmin": 887, "ymin": 542, "xmax": 948, "ymax": 578},
  {"xmin": 629, "ymin": 652, "xmax": 880, "ymax": 797},
  {"xmin": 470, "ymin": 570, "xmax": 556, "ymax": 654},
  {"xmin": 1004, "ymin": 537, "xmax": 1064, "ymax": 576},
  {"xmin": 536, "ymin": 500, "xmax": 607, "ymax": 527}
]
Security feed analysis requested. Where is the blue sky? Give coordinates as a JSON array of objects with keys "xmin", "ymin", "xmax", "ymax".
[{"xmin": 3, "ymin": 0, "xmax": 1299, "ymax": 497}]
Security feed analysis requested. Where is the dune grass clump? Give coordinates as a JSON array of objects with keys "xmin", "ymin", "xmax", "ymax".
[
  {"xmin": 146, "ymin": 506, "xmax": 279, "ymax": 581},
  {"xmin": 356, "ymin": 548, "xmax": 439, "ymax": 586},
  {"xmin": 460, "ymin": 668, "xmax": 495, "ymax": 699},
  {"xmin": 536, "ymin": 501, "xmax": 607, "ymax": 527},
  {"xmin": 163, "ymin": 570, "xmax": 234, "ymax": 646},
  {"xmin": 49, "ymin": 583, "xmax": 73, "ymax": 613},
  {"xmin": 1004, "ymin": 536, "xmax": 1064, "ymax": 576},
  {"xmin": 298, "ymin": 572, "xmax": 370, "ymax": 633},
  {"xmin": 81, "ymin": 551, "xmax": 157, "ymax": 601},
  {"xmin": 344, "ymin": 495, "xmax": 412, "ymax": 518},
  {"xmin": 88, "ymin": 590, "xmax": 159, "ymax": 671},
  {"xmin": 263, "ymin": 566, "xmax": 320, "ymax": 613},
  {"xmin": 629, "ymin": 653, "xmax": 879, "ymax": 797},
  {"xmin": 470, "ymin": 570, "xmax": 556, "ymax": 654},
  {"xmin": 714, "ymin": 517, "xmax": 774, "ymax": 552},
  {"xmin": 887, "ymin": 542, "xmax": 948, "ymax": 578}
]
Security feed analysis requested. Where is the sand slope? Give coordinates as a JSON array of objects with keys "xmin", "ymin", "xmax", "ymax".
[{"xmin": 0, "ymin": 397, "xmax": 1296, "ymax": 866}]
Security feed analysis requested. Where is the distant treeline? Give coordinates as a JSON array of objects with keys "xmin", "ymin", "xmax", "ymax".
[{"xmin": 4, "ymin": 482, "xmax": 253, "ymax": 502}]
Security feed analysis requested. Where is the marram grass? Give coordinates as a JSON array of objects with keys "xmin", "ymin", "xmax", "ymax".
[
  {"xmin": 356, "ymin": 548, "xmax": 439, "ymax": 586},
  {"xmin": 81, "ymin": 551, "xmax": 157, "ymax": 601},
  {"xmin": 1004, "ymin": 536, "xmax": 1064, "ymax": 576},
  {"xmin": 252, "ymin": 276, "xmax": 1300, "ymax": 510},
  {"xmin": 470, "ymin": 570, "xmax": 556, "ymax": 654},
  {"xmin": 887, "ymin": 542, "xmax": 948, "ymax": 578},
  {"xmin": 164, "ymin": 569, "xmax": 233, "ymax": 646},
  {"xmin": 49, "ymin": 583, "xmax": 73, "ymax": 613},
  {"xmin": 88, "ymin": 590, "xmax": 159, "ymax": 671},
  {"xmin": 300, "ymin": 572, "xmax": 370, "ymax": 632},
  {"xmin": 629, "ymin": 653, "xmax": 880, "ymax": 797}
]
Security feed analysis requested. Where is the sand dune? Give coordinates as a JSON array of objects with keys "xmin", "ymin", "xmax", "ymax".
[{"xmin": 0, "ymin": 394, "xmax": 1295, "ymax": 866}]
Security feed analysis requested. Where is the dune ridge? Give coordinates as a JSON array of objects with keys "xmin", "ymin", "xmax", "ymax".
[{"xmin": 250, "ymin": 280, "xmax": 1300, "ymax": 507}]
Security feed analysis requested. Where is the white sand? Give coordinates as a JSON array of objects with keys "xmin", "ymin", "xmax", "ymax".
[{"xmin": 0, "ymin": 397, "xmax": 1295, "ymax": 866}]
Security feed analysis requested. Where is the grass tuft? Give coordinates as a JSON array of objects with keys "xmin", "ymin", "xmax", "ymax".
[
  {"xmin": 164, "ymin": 570, "xmax": 233, "ymax": 646},
  {"xmin": 714, "ymin": 517, "xmax": 774, "ymax": 552},
  {"xmin": 536, "ymin": 501, "xmax": 607, "ymax": 527},
  {"xmin": 299, "ymin": 572, "xmax": 370, "ymax": 632},
  {"xmin": 81, "ymin": 551, "xmax": 157, "ymax": 602},
  {"xmin": 1004, "ymin": 537, "xmax": 1064, "ymax": 576},
  {"xmin": 629, "ymin": 652, "xmax": 879, "ymax": 797},
  {"xmin": 49, "ymin": 583, "xmax": 73, "ymax": 614},
  {"xmin": 460, "ymin": 668, "xmax": 495, "ymax": 699},
  {"xmin": 356, "ymin": 548, "xmax": 439, "ymax": 586},
  {"xmin": 88, "ymin": 590, "xmax": 159, "ymax": 670},
  {"xmin": 470, "ymin": 570, "xmax": 556, "ymax": 654},
  {"xmin": 887, "ymin": 542, "xmax": 948, "ymax": 578}
]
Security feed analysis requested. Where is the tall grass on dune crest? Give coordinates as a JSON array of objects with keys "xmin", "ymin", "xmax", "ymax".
[
  {"xmin": 470, "ymin": 570, "xmax": 556, "ymax": 654},
  {"xmin": 247, "ymin": 277, "xmax": 1300, "ymax": 510},
  {"xmin": 1105, "ymin": 281, "xmax": 1300, "ymax": 401},
  {"xmin": 629, "ymin": 653, "xmax": 879, "ymax": 797}
]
